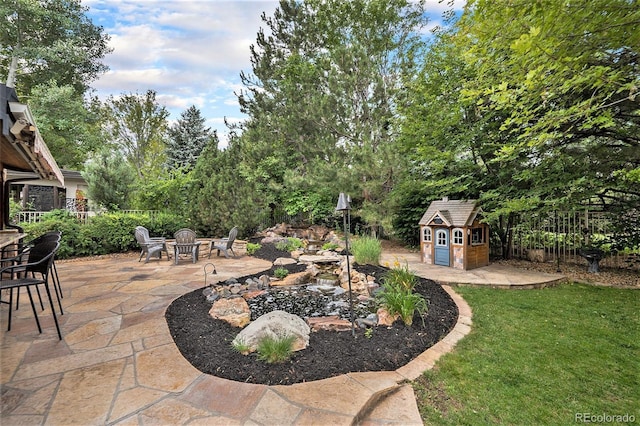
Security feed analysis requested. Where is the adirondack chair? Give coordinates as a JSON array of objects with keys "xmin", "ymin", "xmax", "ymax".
[
  {"xmin": 172, "ymin": 228, "xmax": 201, "ymax": 264},
  {"xmin": 134, "ymin": 226, "xmax": 170, "ymax": 263},
  {"xmin": 208, "ymin": 226, "xmax": 238, "ymax": 258}
]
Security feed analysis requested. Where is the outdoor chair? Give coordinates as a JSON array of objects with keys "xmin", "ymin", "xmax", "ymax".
[
  {"xmin": 0, "ymin": 240, "xmax": 63, "ymax": 340},
  {"xmin": 208, "ymin": 226, "xmax": 238, "ymax": 259},
  {"xmin": 1, "ymin": 231, "xmax": 63, "ymax": 315},
  {"xmin": 172, "ymin": 228, "xmax": 201, "ymax": 264},
  {"xmin": 134, "ymin": 226, "xmax": 170, "ymax": 263}
]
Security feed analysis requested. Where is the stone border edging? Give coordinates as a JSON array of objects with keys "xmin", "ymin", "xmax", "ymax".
[
  {"xmin": 352, "ymin": 285, "xmax": 472, "ymax": 422},
  {"xmin": 395, "ymin": 285, "xmax": 472, "ymax": 381}
]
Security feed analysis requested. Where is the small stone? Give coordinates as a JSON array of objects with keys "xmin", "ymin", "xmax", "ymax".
[
  {"xmin": 307, "ymin": 316, "xmax": 353, "ymax": 332},
  {"xmin": 209, "ymin": 298, "xmax": 251, "ymax": 328},
  {"xmin": 242, "ymin": 290, "xmax": 266, "ymax": 300},
  {"xmin": 377, "ymin": 307, "xmax": 400, "ymax": 326},
  {"xmin": 206, "ymin": 292, "xmax": 220, "ymax": 303},
  {"xmin": 274, "ymin": 257, "xmax": 297, "ymax": 266}
]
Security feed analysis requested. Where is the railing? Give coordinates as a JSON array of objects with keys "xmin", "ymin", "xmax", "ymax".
[
  {"xmin": 498, "ymin": 210, "xmax": 640, "ymax": 271},
  {"xmin": 15, "ymin": 209, "xmax": 160, "ymax": 225}
]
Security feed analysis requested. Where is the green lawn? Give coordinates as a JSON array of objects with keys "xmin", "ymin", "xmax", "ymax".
[{"xmin": 414, "ymin": 283, "xmax": 640, "ymax": 425}]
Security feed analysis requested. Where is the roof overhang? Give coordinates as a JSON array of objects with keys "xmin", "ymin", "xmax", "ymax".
[{"xmin": 7, "ymin": 101, "xmax": 64, "ymax": 186}]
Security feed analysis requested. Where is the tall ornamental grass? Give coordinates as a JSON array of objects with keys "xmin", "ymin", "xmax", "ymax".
[{"xmin": 350, "ymin": 236, "xmax": 381, "ymax": 265}]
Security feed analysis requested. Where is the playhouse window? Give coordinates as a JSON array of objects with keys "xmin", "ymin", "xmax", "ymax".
[
  {"xmin": 470, "ymin": 227, "xmax": 485, "ymax": 245},
  {"xmin": 422, "ymin": 227, "xmax": 432, "ymax": 242},
  {"xmin": 453, "ymin": 228, "xmax": 463, "ymax": 245}
]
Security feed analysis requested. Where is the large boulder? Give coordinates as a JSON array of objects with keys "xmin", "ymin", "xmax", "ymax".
[
  {"xmin": 209, "ymin": 297, "xmax": 251, "ymax": 328},
  {"xmin": 232, "ymin": 310, "xmax": 310, "ymax": 353}
]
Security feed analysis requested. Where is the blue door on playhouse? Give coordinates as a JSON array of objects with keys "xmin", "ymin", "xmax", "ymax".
[{"xmin": 434, "ymin": 228, "xmax": 450, "ymax": 266}]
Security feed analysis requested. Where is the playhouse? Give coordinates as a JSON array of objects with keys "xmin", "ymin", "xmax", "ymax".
[{"xmin": 418, "ymin": 198, "xmax": 489, "ymax": 270}]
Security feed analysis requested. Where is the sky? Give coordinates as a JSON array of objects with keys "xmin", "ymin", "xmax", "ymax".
[{"xmin": 85, "ymin": 0, "xmax": 463, "ymax": 147}]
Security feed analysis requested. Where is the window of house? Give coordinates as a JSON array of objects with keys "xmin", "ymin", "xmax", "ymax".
[
  {"xmin": 422, "ymin": 227, "xmax": 432, "ymax": 242},
  {"xmin": 453, "ymin": 228, "xmax": 463, "ymax": 245},
  {"xmin": 436, "ymin": 229, "xmax": 448, "ymax": 246},
  {"xmin": 471, "ymin": 227, "xmax": 485, "ymax": 245}
]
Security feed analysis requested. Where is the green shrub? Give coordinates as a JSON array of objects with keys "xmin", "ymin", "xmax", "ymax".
[
  {"xmin": 21, "ymin": 210, "xmax": 187, "ymax": 258},
  {"xmin": 275, "ymin": 237, "xmax": 304, "ymax": 252},
  {"xmin": 148, "ymin": 212, "xmax": 190, "ymax": 238},
  {"xmin": 274, "ymin": 267, "xmax": 289, "ymax": 279},
  {"xmin": 322, "ymin": 242, "xmax": 340, "ymax": 251},
  {"xmin": 256, "ymin": 335, "xmax": 296, "ymax": 363},
  {"xmin": 21, "ymin": 210, "xmax": 81, "ymax": 259},
  {"xmin": 377, "ymin": 265, "xmax": 428, "ymax": 326},
  {"xmin": 79, "ymin": 212, "xmax": 145, "ymax": 255},
  {"xmin": 246, "ymin": 243, "xmax": 262, "ymax": 255},
  {"xmin": 350, "ymin": 236, "xmax": 381, "ymax": 265}
]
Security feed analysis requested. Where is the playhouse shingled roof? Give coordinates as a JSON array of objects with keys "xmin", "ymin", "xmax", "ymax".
[{"xmin": 418, "ymin": 198, "xmax": 481, "ymax": 228}]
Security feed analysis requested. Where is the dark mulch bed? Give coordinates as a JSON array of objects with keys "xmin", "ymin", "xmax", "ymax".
[{"xmin": 165, "ymin": 244, "xmax": 459, "ymax": 385}]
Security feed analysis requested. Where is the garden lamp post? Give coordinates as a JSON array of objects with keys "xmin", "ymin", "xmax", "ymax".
[{"xmin": 336, "ymin": 192, "xmax": 355, "ymax": 337}]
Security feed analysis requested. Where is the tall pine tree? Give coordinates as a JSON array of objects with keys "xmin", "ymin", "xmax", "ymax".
[{"xmin": 166, "ymin": 105, "xmax": 217, "ymax": 171}]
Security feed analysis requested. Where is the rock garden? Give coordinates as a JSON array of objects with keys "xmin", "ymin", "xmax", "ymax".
[{"xmin": 165, "ymin": 225, "xmax": 459, "ymax": 385}]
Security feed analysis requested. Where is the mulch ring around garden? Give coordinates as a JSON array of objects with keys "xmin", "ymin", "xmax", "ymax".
[{"xmin": 165, "ymin": 243, "xmax": 459, "ymax": 386}]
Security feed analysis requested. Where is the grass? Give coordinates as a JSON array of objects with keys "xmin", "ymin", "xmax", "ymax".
[
  {"xmin": 256, "ymin": 335, "xmax": 296, "ymax": 364},
  {"xmin": 378, "ymin": 263, "xmax": 427, "ymax": 326},
  {"xmin": 350, "ymin": 236, "xmax": 381, "ymax": 265},
  {"xmin": 414, "ymin": 283, "xmax": 640, "ymax": 425}
]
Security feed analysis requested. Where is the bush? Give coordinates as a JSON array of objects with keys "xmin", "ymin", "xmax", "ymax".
[
  {"xmin": 147, "ymin": 212, "xmax": 190, "ymax": 239},
  {"xmin": 256, "ymin": 335, "xmax": 296, "ymax": 363},
  {"xmin": 21, "ymin": 210, "xmax": 81, "ymax": 259},
  {"xmin": 322, "ymin": 242, "xmax": 340, "ymax": 251},
  {"xmin": 275, "ymin": 237, "xmax": 304, "ymax": 252},
  {"xmin": 383, "ymin": 260, "xmax": 418, "ymax": 291},
  {"xmin": 20, "ymin": 210, "xmax": 187, "ymax": 258},
  {"xmin": 79, "ymin": 212, "xmax": 146, "ymax": 255},
  {"xmin": 350, "ymin": 236, "xmax": 381, "ymax": 265},
  {"xmin": 246, "ymin": 243, "xmax": 262, "ymax": 255},
  {"xmin": 274, "ymin": 267, "xmax": 289, "ymax": 279}
]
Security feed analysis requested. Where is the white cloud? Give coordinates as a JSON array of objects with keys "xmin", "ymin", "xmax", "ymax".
[{"xmin": 86, "ymin": 0, "xmax": 465, "ymax": 149}]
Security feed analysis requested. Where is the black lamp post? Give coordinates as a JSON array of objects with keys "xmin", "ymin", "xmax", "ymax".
[{"xmin": 336, "ymin": 192, "xmax": 355, "ymax": 337}]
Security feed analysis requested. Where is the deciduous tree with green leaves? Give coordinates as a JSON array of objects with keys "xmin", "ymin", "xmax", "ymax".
[
  {"xmin": 397, "ymin": 0, "xmax": 639, "ymax": 249},
  {"xmin": 29, "ymin": 80, "xmax": 103, "ymax": 169},
  {"xmin": 101, "ymin": 90, "xmax": 169, "ymax": 181},
  {"xmin": 1, "ymin": 0, "xmax": 111, "ymax": 94}
]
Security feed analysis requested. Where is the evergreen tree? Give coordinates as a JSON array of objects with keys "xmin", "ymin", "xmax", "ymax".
[
  {"xmin": 166, "ymin": 105, "xmax": 216, "ymax": 171},
  {"xmin": 236, "ymin": 0, "xmax": 427, "ymax": 231},
  {"xmin": 83, "ymin": 150, "xmax": 136, "ymax": 211}
]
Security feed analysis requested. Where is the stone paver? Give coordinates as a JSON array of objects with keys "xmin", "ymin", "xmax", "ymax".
[{"xmin": 1, "ymin": 248, "xmax": 558, "ymax": 425}]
